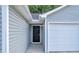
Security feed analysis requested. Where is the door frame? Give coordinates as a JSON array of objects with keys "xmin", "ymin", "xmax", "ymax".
[
  {"xmin": 31, "ymin": 25, "xmax": 42, "ymax": 44},
  {"xmin": 2, "ymin": 6, "xmax": 9, "ymax": 53}
]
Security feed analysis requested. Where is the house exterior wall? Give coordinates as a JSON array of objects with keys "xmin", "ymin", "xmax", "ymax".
[
  {"xmin": 39, "ymin": 25, "xmax": 43, "ymax": 44},
  {"xmin": 9, "ymin": 6, "xmax": 29, "ymax": 53},
  {"xmin": 47, "ymin": 5, "xmax": 79, "ymax": 22},
  {"xmin": 45, "ymin": 5, "xmax": 79, "ymax": 52},
  {"xmin": 0, "ymin": 6, "xmax": 2, "ymax": 53},
  {"xmin": 42, "ymin": 23, "xmax": 45, "ymax": 52},
  {"xmin": 29, "ymin": 24, "xmax": 32, "ymax": 46}
]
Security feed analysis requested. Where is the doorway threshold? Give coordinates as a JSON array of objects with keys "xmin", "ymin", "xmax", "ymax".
[{"xmin": 26, "ymin": 44, "xmax": 44, "ymax": 53}]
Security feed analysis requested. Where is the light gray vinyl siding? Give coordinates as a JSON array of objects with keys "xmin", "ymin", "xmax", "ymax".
[
  {"xmin": 47, "ymin": 5, "xmax": 79, "ymax": 22},
  {"xmin": 9, "ymin": 7, "xmax": 29, "ymax": 53},
  {"xmin": 46, "ymin": 5, "xmax": 79, "ymax": 52},
  {"xmin": 0, "ymin": 6, "xmax": 2, "ymax": 53}
]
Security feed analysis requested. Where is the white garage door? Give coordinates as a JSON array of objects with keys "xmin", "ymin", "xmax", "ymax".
[{"xmin": 48, "ymin": 23, "xmax": 79, "ymax": 52}]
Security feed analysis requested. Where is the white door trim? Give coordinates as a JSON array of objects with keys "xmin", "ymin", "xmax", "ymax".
[
  {"xmin": 2, "ymin": 6, "xmax": 9, "ymax": 53},
  {"xmin": 31, "ymin": 25, "xmax": 42, "ymax": 44}
]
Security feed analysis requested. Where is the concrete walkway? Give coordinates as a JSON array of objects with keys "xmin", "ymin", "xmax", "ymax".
[{"xmin": 26, "ymin": 44, "xmax": 44, "ymax": 53}]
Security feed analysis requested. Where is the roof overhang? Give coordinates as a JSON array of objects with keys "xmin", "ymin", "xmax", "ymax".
[
  {"xmin": 39, "ymin": 5, "xmax": 68, "ymax": 19},
  {"xmin": 10, "ymin": 5, "xmax": 68, "ymax": 24},
  {"xmin": 29, "ymin": 19, "xmax": 44, "ymax": 24},
  {"xmin": 11, "ymin": 5, "xmax": 33, "ymax": 23}
]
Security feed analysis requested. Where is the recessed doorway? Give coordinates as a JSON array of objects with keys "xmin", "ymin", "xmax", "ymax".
[
  {"xmin": 27, "ymin": 25, "xmax": 44, "ymax": 53},
  {"xmin": 31, "ymin": 25, "xmax": 41, "ymax": 44}
]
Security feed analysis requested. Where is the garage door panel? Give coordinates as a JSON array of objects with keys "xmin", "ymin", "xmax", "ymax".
[{"xmin": 48, "ymin": 23, "xmax": 79, "ymax": 51}]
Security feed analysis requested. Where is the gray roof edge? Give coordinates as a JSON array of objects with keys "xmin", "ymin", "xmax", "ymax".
[{"xmin": 39, "ymin": 5, "xmax": 68, "ymax": 18}]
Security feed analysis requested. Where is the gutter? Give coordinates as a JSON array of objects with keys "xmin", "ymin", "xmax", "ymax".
[
  {"xmin": 12, "ymin": 5, "xmax": 33, "ymax": 23},
  {"xmin": 40, "ymin": 5, "xmax": 68, "ymax": 18}
]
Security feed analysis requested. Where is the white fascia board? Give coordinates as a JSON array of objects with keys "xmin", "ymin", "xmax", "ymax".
[
  {"xmin": 29, "ymin": 19, "xmax": 43, "ymax": 24},
  {"xmin": 13, "ymin": 5, "xmax": 33, "ymax": 22},
  {"xmin": 48, "ymin": 21, "xmax": 79, "ymax": 24},
  {"xmin": 40, "ymin": 5, "xmax": 67, "ymax": 18}
]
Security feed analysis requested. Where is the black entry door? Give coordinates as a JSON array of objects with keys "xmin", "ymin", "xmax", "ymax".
[{"xmin": 33, "ymin": 26, "xmax": 40, "ymax": 42}]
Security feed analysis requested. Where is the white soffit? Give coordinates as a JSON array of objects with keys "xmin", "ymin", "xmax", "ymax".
[{"xmin": 13, "ymin": 5, "xmax": 33, "ymax": 22}]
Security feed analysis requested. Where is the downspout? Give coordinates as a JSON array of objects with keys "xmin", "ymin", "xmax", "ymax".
[{"xmin": 39, "ymin": 15, "xmax": 48, "ymax": 53}]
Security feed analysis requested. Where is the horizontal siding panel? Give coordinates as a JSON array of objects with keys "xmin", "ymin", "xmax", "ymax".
[
  {"xmin": 47, "ymin": 6, "xmax": 79, "ymax": 22},
  {"xmin": 9, "ymin": 6, "xmax": 29, "ymax": 53}
]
